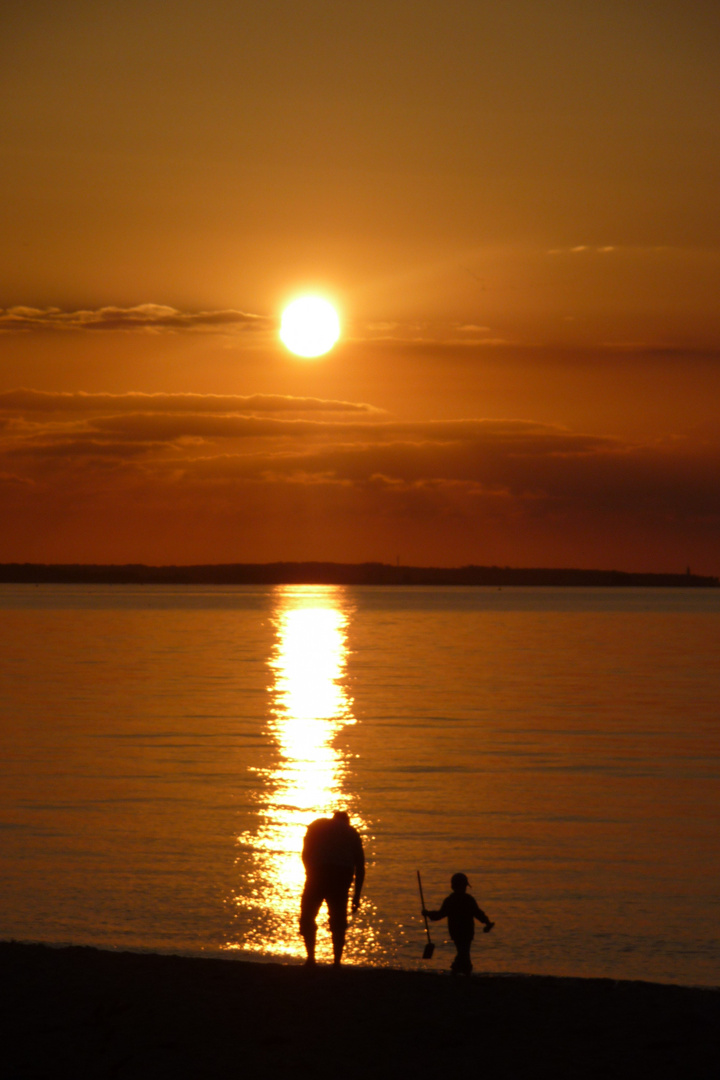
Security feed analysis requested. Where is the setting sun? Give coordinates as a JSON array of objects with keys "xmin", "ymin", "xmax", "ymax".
[{"xmin": 280, "ymin": 296, "xmax": 341, "ymax": 358}]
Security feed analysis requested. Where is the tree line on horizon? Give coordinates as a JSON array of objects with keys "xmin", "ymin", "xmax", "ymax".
[{"xmin": 0, "ymin": 562, "xmax": 717, "ymax": 587}]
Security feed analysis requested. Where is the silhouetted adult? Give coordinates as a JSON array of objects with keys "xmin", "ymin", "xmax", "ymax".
[
  {"xmin": 423, "ymin": 872, "xmax": 494, "ymax": 975},
  {"xmin": 299, "ymin": 810, "xmax": 365, "ymax": 966}
]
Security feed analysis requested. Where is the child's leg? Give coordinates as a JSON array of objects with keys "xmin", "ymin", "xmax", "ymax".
[{"xmin": 450, "ymin": 940, "xmax": 473, "ymax": 975}]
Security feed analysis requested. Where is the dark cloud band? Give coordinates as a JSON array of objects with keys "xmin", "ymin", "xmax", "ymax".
[
  {"xmin": 0, "ymin": 389, "xmax": 375, "ymax": 415},
  {"xmin": 0, "ymin": 305, "xmax": 273, "ymax": 333}
]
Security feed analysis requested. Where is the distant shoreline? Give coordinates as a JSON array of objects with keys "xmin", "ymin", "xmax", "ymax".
[{"xmin": 0, "ymin": 561, "xmax": 717, "ymax": 587}]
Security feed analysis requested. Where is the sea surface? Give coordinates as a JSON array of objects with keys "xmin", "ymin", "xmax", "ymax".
[{"xmin": 1, "ymin": 583, "xmax": 718, "ymax": 986}]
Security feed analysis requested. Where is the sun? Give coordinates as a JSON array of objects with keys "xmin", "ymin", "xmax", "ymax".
[{"xmin": 280, "ymin": 296, "xmax": 341, "ymax": 358}]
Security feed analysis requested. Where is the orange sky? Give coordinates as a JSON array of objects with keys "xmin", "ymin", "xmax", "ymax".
[{"xmin": 1, "ymin": 1, "xmax": 719, "ymax": 572}]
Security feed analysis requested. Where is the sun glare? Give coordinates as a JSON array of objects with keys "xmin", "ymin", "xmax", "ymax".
[{"xmin": 280, "ymin": 296, "xmax": 341, "ymax": 358}]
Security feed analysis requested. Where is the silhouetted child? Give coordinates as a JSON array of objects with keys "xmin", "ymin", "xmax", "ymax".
[{"xmin": 422, "ymin": 872, "xmax": 494, "ymax": 975}]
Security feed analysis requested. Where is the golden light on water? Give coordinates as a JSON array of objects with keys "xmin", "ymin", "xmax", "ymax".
[{"xmin": 232, "ymin": 585, "xmax": 367, "ymax": 960}]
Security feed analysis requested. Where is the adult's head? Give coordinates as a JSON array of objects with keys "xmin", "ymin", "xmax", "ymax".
[
  {"xmin": 451, "ymin": 872, "xmax": 470, "ymax": 892},
  {"xmin": 333, "ymin": 810, "xmax": 350, "ymax": 826}
]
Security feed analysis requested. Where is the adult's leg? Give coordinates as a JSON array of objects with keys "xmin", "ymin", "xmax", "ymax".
[
  {"xmin": 299, "ymin": 874, "xmax": 324, "ymax": 964},
  {"xmin": 325, "ymin": 867, "xmax": 354, "ymax": 965}
]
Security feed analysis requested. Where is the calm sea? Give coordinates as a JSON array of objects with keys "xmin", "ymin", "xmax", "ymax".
[{"xmin": 1, "ymin": 584, "xmax": 718, "ymax": 986}]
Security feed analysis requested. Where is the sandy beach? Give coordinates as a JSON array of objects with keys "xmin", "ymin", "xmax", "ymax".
[{"xmin": 2, "ymin": 942, "xmax": 718, "ymax": 1079}]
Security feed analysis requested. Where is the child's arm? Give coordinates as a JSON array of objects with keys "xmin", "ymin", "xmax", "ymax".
[
  {"xmin": 472, "ymin": 898, "xmax": 495, "ymax": 932},
  {"xmin": 422, "ymin": 896, "xmax": 449, "ymax": 922}
]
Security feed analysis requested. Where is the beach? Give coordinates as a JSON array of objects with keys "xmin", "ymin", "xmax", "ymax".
[{"xmin": 2, "ymin": 942, "xmax": 718, "ymax": 1079}]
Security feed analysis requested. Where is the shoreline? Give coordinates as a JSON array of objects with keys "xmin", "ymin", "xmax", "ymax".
[{"xmin": 3, "ymin": 941, "xmax": 718, "ymax": 1078}]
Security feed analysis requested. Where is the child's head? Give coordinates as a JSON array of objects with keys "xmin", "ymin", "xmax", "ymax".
[{"xmin": 451, "ymin": 872, "xmax": 470, "ymax": 893}]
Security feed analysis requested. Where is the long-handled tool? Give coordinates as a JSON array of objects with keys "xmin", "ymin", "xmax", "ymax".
[{"xmin": 416, "ymin": 871, "xmax": 435, "ymax": 959}]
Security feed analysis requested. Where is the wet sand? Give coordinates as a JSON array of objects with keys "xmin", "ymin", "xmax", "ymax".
[{"xmin": 2, "ymin": 941, "xmax": 718, "ymax": 1079}]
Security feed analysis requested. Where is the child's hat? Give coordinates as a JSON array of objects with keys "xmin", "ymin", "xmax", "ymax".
[{"xmin": 451, "ymin": 872, "xmax": 470, "ymax": 889}]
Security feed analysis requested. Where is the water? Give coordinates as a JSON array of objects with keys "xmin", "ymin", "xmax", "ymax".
[{"xmin": 1, "ymin": 583, "xmax": 718, "ymax": 986}]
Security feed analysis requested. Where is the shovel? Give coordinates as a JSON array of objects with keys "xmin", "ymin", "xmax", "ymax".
[{"xmin": 416, "ymin": 871, "xmax": 435, "ymax": 959}]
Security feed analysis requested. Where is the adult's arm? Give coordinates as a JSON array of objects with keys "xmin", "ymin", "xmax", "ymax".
[
  {"xmin": 302, "ymin": 820, "xmax": 322, "ymax": 870},
  {"xmin": 301, "ymin": 828, "xmax": 312, "ymax": 869},
  {"xmin": 352, "ymin": 833, "xmax": 365, "ymax": 909}
]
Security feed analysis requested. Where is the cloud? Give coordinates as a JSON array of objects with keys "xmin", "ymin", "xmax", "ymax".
[
  {"xmin": 547, "ymin": 245, "xmax": 617, "ymax": 255},
  {"xmin": 1, "ymin": 387, "xmax": 718, "ymax": 568},
  {"xmin": 171, "ymin": 434, "xmax": 720, "ymax": 534},
  {"xmin": 2, "ymin": 407, "xmax": 613, "ymax": 454},
  {"xmin": 0, "ymin": 305, "xmax": 273, "ymax": 333},
  {"xmin": 353, "ymin": 321, "xmax": 513, "ymax": 347},
  {"xmin": 0, "ymin": 471, "xmax": 34, "ymax": 488},
  {"xmin": 0, "ymin": 389, "xmax": 376, "ymax": 415}
]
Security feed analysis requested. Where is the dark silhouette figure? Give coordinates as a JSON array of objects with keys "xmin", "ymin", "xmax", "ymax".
[
  {"xmin": 299, "ymin": 810, "xmax": 365, "ymax": 966},
  {"xmin": 422, "ymin": 872, "xmax": 494, "ymax": 975}
]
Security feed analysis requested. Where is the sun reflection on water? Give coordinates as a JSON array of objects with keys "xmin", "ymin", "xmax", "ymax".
[{"xmin": 230, "ymin": 585, "xmax": 370, "ymax": 961}]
